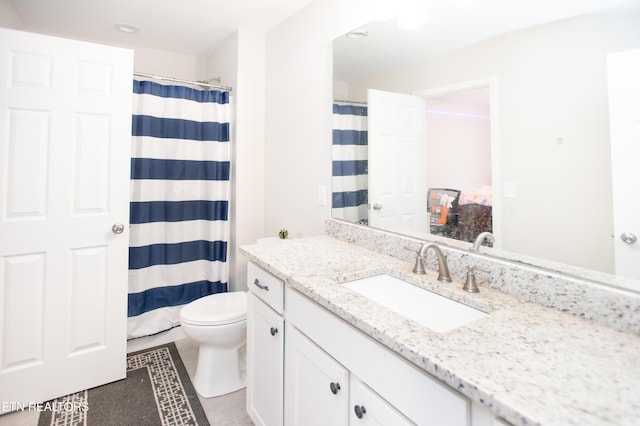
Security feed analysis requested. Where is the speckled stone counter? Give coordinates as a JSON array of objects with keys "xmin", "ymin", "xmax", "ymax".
[{"xmin": 240, "ymin": 236, "xmax": 640, "ymax": 426}]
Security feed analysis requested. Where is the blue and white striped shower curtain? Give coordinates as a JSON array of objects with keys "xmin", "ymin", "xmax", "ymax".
[
  {"xmin": 332, "ymin": 102, "xmax": 368, "ymax": 224},
  {"xmin": 128, "ymin": 80, "xmax": 231, "ymax": 339}
]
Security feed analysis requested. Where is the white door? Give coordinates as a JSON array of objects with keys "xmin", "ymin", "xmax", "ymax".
[
  {"xmin": 0, "ymin": 28, "xmax": 132, "ymax": 403},
  {"xmin": 367, "ymin": 89, "xmax": 427, "ymax": 235},
  {"xmin": 607, "ymin": 49, "xmax": 640, "ymax": 280}
]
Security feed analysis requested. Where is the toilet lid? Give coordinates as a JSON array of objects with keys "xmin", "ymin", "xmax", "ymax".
[{"xmin": 180, "ymin": 291, "xmax": 247, "ymax": 326}]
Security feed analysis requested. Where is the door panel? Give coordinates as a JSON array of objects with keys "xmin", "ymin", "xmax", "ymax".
[
  {"xmin": 0, "ymin": 27, "xmax": 132, "ymax": 404},
  {"xmin": 5, "ymin": 108, "xmax": 49, "ymax": 219},
  {"xmin": 368, "ymin": 89, "xmax": 427, "ymax": 235},
  {"xmin": 70, "ymin": 246, "xmax": 108, "ymax": 353}
]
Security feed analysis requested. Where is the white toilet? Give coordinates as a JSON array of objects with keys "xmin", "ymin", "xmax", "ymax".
[{"xmin": 179, "ymin": 291, "xmax": 247, "ymax": 398}]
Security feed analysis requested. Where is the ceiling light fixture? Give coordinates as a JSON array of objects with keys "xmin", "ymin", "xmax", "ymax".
[
  {"xmin": 346, "ymin": 29, "xmax": 369, "ymax": 39},
  {"xmin": 115, "ymin": 23, "xmax": 140, "ymax": 34}
]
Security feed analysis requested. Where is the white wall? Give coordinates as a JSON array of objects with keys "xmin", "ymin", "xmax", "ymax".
[
  {"xmin": 0, "ymin": 0, "xmax": 22, "ymax": 28},
  {"xmin": 268, "ymin": 5, "xmax": 640, "ymax": 272},
  {"xmin": 264, "ymin": 0, "xmax": 369, "ymax": 239},
  {"xmin": 226, "ymin": 29, "xmax": 266, "ymax": 291},
  {"xmin": 131, "ymin": 47, "xmax": 200, "ymax": 79},
  {"xmin": 424, "ymin": 97, "xmax": 492, "ymax": 191},
  {"xmin": 0, "ymin": 0, "xmax": 204, "ymax": 81}
]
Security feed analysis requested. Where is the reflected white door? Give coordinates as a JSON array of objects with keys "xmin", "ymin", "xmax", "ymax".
[
  {"xmin": 0, "ymin": 28, "xmax": 132, "ymax": 403},
  {"xmin": 367, "ymin": 89, "xmax": 427, "ymax": 234},
  {"xmin": 607, "ymin": 48, "xmax": 640, "ymax": 280}
]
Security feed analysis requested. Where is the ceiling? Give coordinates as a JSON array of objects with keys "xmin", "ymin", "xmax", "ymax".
[
  {"xmin": 8, "ymin": 0, "xmax": 640, "ymax": 77},
  {"xmin": 8, "ymin": 0, "xmax": 313, "ymax": 56},
  {"xmin": 333, "ymin": 0, "xmax": 640, "ymax": 81}
]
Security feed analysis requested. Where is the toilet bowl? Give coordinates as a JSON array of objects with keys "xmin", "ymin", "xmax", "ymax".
[{"xmin": 179, "ymin": 291, "xmax": 247, "ymax": 398}]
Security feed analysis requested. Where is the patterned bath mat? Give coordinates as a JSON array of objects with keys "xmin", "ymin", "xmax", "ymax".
[{"xmin": 38, "ymin": 342, "xmax": 209, "ymax": 426}]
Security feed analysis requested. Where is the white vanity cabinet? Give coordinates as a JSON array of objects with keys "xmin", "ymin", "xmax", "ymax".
[
  {"xmin": 246, "ymin": 261, "xmax": 503, "ymax": 426},
  {"xmin": 284, "ymin": 324, "xmax": 413, "ymax": 426},
  {"xmin": 246, "ymin": 262, "xmax": 285, "ymax": 426},
  {"xmin": 285, "ymin": 286, "xmax": 469, "ymax": 426}
]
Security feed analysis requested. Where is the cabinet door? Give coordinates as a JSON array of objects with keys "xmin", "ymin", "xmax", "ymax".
[
  {"xmin": 349, "ymin": 376, "xmax": 415, "ymax": 425},
  {"xmin": 247, "ymin": 292, "xmax": 284, "ymax": 426},
  {"xmin": 285, "ymin": 325, "xmax": 349, "ymax": 426}
]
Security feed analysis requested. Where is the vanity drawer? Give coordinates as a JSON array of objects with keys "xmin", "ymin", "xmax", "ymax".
[{"xmin": 248, "ymin": 262, "xmax": 284, "ymax": 314}]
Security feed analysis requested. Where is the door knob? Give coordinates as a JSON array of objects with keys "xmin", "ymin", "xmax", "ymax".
[
  {"xmin": 621, "ymin": 232, "xmax": 637, "ymax": 244},
  {"xmin": 112, "ymin": 223, "xmax": 125, "ymax": 234},
  {"xmin": 329, "ymin": 382, "xmax": 341, "ymax": 394},
  {"xmin": 372, "ymin": 203, "xmax": 382, "ymax": 211}
]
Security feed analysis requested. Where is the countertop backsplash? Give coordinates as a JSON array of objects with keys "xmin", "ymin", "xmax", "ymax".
[{"xmin": 325, "ymin": 218, "xmax": 640, "ymax": 336}]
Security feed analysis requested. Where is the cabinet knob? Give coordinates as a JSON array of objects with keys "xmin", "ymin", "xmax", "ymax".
[
  {"xmin": 329, "ymin": 382, "xmax": 341, "ymax": 395},
  {"xmin": 270, "ymin": 327, "xmax": 278, "ymax": 336},
  {"xmin": 354, "ymin": 405, "xmax": 366, "ymax": 419}
]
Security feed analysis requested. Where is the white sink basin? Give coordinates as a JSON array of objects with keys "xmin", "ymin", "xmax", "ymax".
[{"xmin": 343, "ymin": 274, "xmax": 487, "ymax": 333}]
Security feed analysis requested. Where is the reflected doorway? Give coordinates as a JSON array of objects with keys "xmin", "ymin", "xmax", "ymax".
[{"xmin": 421, "ymin": 85, "xmax": 494, "ymax": 244}]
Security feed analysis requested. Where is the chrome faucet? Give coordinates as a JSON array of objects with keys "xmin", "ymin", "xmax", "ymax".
[
  {"xmin": 471, "ymin": 232, "xmax": 495, "ymax": 251},
  {"xmin": 413, "ymin": 243, "xmax": 452, "ymax": 283}
]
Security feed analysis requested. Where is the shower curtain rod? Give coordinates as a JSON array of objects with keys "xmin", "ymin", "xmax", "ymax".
[
  {"xmin": 133, "ymin": 71, "xmax": 233, "ymax": 91},
  {"xmin": 334, "ymin": 99, "xmax": 367, "ymax": 105}
]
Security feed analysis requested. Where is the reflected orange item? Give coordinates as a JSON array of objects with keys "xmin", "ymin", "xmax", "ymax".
[{"xmin": 430, "ymin": 205, "xmax": 449, "ymax": 225}]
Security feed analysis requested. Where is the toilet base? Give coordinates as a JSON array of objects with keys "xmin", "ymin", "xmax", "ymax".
[{"xmin": 192, "ymin": 342, "xmax": 246, "ymax": 398}]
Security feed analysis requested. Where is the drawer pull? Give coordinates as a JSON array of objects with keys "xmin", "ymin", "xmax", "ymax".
[
  {"xmin": 354, "ymin": 405, "xmax": 366, "ymax": 419},
  {"xmin": 253, "ymin": 278, "xmax": 269, "ymax": 291},
  {"xmin": 329, "ymin": 382, "xmax": 341, "ymax": 395},
  {"xmin": 270, "ymin": 327, "xmax": 278, "ymax": 336}
]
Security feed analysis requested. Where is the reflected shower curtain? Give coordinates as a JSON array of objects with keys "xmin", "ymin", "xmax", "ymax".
[
  {"xmin": 332, "ymin": 102, "xmax": 368, "ymax": 224},
  {"xmin": 128, "ymin": 80, "xmax": 231, "ymax": 339}
]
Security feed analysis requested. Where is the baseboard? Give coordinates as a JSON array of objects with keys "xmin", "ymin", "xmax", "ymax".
[{"xmin": 126, "ymin": 326, "xmax": 187, "ymax": 353}]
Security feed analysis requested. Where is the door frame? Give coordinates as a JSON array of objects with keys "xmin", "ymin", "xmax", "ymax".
[
  {"xmin": 413, "ymin": 77, "xmax": 501, "ymax": 248},
  {"xmin": 607, "ymin": 48, "xmax": 640, "ymax": 280}
]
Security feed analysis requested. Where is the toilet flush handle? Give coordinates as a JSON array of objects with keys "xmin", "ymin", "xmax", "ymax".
[{"xmin": 253, "ymin": 278, "xmax": 269, "ymax": 291}]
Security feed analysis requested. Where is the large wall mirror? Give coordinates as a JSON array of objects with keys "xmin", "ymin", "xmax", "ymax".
[{"xmin": 331, "ymin": 1, "xmax": 640, "ymax": 291}]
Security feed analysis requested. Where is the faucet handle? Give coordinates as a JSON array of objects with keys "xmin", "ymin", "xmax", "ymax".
[
  {"xmin": 463, "ymin": 267, "xmax": 480, "ymax": 293},
  {"xmin": 463, "ymin": 267, "xmax": 490, "ymax": 293},
  {"xmin": 404, "ymin": 246, "xmax": 426, "ymax": 274}
]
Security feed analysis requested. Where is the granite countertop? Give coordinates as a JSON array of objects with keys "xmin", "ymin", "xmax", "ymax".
[{"xmin": 240, "ymin": 235, "xmax": 640, "ymax": 426}]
